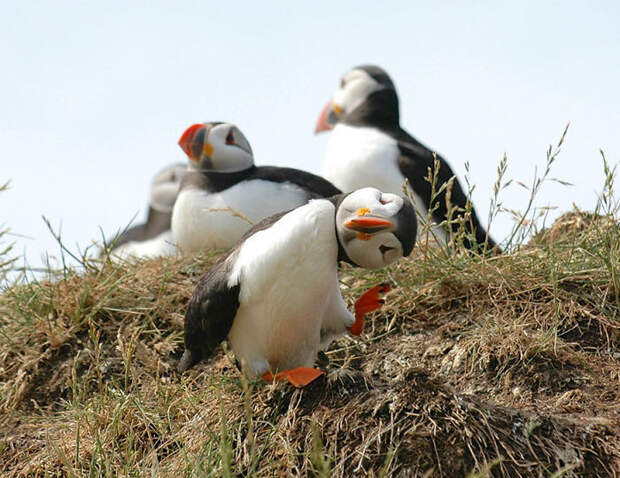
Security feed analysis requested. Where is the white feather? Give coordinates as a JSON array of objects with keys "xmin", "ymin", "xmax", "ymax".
[
  {"xmin": 110, "ymin": 230, "xmax": 177, "ymax": 263},
  {"xmin": 171, "ymin": 179, "xmax": 311, "ymax": 253},
  {"xmin": 226, "ymin": 199, "xmax": 354, "ymax": 376},
  {"xmin": 323, "ymin": 123, "xmax": 447, "ymax": 243}
]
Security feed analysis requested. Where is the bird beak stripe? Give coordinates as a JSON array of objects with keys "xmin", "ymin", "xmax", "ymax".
[
  {"xmin": 203, "ymin": 142, "xmax": 213, "ymax": 157},
  {"xmin": 344, "ymin": 217, "xmax": 394, "ymax": 233},
  {"xmin": 178, "ymin": 123, "xmax": 206, "ymax": 160},
  {"xmin": 314, "ymin": 99, "xmax": 339, "ymax": 134}
]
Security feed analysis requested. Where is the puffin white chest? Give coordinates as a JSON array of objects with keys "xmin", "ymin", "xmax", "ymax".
[
  {"xmin": 323, "ymin": 124, "xmax": 447, "ymax": 243},
  {"xmin": 171, "ymin": 179, "xmax": 311, "ymax": 253},
  {"xmin": 323, "ymin": 124, "xmax": 406, "ymax": 194},
  {"xmin": 226, "ymin": 200, "xmax": 341, "ymax": 376}
]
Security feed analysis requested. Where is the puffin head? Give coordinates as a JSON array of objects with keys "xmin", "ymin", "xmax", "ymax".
[
  {"xmin": 178, "ymin": 122, "xmax": 254, "ymax": 173},
  {"xmin": 149, "ymin": 162, "xmax": 187, "ymax": 213},
  {"xmin": 336, "ymin": 187, "xmax": 417, "ymax": 269},
  {"xmin": 315, "ymin": 65, "xmax": 399, "ymax": 133}
]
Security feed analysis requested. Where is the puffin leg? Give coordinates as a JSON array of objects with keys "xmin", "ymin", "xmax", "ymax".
[
  {"xmin": 261, "ymin": 367, "xmax": 325, "ymax": 388},
  {"xmin": 350, "ymin": 282, "xmax": 391, "ymax": 336}
]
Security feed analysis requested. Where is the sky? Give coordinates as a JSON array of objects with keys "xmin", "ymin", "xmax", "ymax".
[{"xmin": 1, "ymin": 1, "xmax": 619, "ymax": 272}]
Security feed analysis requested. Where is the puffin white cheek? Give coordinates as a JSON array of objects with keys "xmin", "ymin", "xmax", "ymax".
[
  {"xmin": 377, "ymin": 233, "xmax": 403, "ymax": 267},
  {"xmin": 380, "ymin": 194, "xmax": 404, "ymax": 216},
  {"xmin": 213, "ymin": 148, "xmax": 252, "ymax": 172},
  {"xmin": 382, "ymin": 246, "xmax": 403, "ymax": 266},
  {"xmin": 332, "ymin": 88, "xmax": 346, "ymax": 107},
  {"xmin": 336, "ymin": 82, "xmax": 369, "ymax": 115},
  {"xmin": 347, "ymin": 239, "xmax": 385, "ymax": 270},
  {"xmin": 344, "ymin": 78, "xmax": 382, "ymax": 113}
]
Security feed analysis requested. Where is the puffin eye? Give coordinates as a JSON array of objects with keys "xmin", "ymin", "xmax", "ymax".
[
  {"xmin": 380, "ymin": 198, "xmax": 390, "ymax": 204},
  {"xmin": 340, "ymin": 78, "xmax": 346, "ymax": 88},
  {"xmin": 226, "ymin": 130, "xmax": 235, "ymax": 145}
]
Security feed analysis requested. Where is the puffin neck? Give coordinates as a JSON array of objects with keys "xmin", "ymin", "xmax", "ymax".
[
  {"xmin": 327, "ymin": 193, "xmax": 357, "ymax": 267},
  {"xmin": 200, "ymin": 164, "xmax": 257, "ymax": 178},
  {"xmin": 342, "ymin": 89, "xmax": 400, "ymax": 130},
  {"xmin": 199, "ymin": 165, "xmax": 258, "ymax": 191}
]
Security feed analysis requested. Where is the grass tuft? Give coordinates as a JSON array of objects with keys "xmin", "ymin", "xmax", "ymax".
[
  {"xmin": 1, "ymin": 136, "xmax": 619, "ymax": 476},
  {"xmin": 0, "ymin": 210, "xmax": 618, "ymax": 476}
]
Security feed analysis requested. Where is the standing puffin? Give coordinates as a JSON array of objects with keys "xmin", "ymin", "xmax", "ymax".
[
  {"xmin": 315, "ymin": 65, "xmax": 497, "ymax": 252},
  {"xmin": 172, "ymin": 122, "xmax": 341, "ymax": 253},
  {"xmin": 108, "ymin": 162, "xmax": 186, "ymax": 261},
  {"xmin": 178, "ymin": 187, "xmax": 417, "ymax": 387}
]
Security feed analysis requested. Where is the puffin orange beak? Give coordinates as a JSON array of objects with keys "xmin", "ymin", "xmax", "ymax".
[
  {"xmin": 178, "ymin": 123, "xmax": 206, "ymax": 160},
  {"xmin": 344, "ymin": 216, "xmax": 394, "ymax": 233},
  {"xmin": 314, "ymin": 99, "xmax": 341, "ymax": 134}
]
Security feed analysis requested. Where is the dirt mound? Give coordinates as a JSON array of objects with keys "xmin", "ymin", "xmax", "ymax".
[
  {"xmin": 531, "ymin": 210, "xmax": 619, "ymax": 246},
  {"xmin": 1, "ymin": 213, "xmax": 619, "ymax": 476}
]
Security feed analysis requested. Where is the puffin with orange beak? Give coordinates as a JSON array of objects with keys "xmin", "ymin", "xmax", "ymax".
[
  {"xmin": 172, "ymin": 121, "xmax": 341, "ymax": 253},
  {"xmin": 316, "ymin": 65, "xmax": 498, "ymax": 253},
  {"xmin": 178, "ymin": 187, "xmax": 417, "ymax": 387}
]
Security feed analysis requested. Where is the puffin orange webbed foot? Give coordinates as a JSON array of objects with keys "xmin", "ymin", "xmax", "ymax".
[
  {"xmin": 350, "ymin": 282, "xmax": 391, "ymax": 336},
  {"xmin": 261, "ymin": 367, "xmax": 325, "ymax": 388}
]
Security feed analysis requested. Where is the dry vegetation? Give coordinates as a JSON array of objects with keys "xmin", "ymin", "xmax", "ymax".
[
  {"xmin": 1, "ymin": 133, "xmax": 619, "ymax": 476},
  {"xmin": 0, "ymin": 207, "xmax": 618, "ymax": 477}
]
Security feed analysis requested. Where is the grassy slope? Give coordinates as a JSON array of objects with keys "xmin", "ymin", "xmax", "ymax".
[{"xmin": 0, "ymin": 210, "xmax": 618, "ymax": 477}]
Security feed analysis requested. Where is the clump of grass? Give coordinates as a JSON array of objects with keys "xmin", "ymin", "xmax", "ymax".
[
  {"xmin": 0, "ymin": 209, "xmax": 618, "ymax": 476},
  {"xmin": 1, "ymin": 129, "xmax": 619, "ymax": 476}
]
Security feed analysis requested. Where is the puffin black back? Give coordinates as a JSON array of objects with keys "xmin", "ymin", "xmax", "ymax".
[{"xmin": 178, "ymin": 250, "xmax": 241, "ymax": 372}]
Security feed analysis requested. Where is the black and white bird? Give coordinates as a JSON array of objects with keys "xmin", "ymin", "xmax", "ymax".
[
  {"xmin": 108, "ymin": 162, "xmax": 186, "ymax": 261},
  {"xmin": 172, "ymin": 122, "xmax": 341, "ymax": 253},
  {"xmin": 315, "ymin": 65, "xmax": 497, "ymax": 252},
  {"xmin": 178, "ymin": 187, "xmax": 417, "ymax": 387}
]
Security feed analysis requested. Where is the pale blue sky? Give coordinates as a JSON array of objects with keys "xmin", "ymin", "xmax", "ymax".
[{"xmin": 1, "ymin": 1, "xmax": 619, "ymax": 270}]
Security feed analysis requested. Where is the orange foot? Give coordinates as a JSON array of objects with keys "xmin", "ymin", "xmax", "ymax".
[
  {"xmin": 350, "ymin": 282, "xmax": 391, "ymax": 336},
  {"xmin": 261, "ymin": 367, "xmax": 325, "ymax": 388}
]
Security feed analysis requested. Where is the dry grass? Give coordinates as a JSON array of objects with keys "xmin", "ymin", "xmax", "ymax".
[{"xmin": 0, "ymin": 208, "xmax": 618, "ymax": 477}]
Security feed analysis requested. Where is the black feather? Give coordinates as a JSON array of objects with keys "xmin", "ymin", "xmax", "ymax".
[
  {"xmin": 178, "ymin": 250, "xmax": 241, "ymax": 372},
  {"xmin": 180, "ymin": 165, "xmax": 341, "ymax": 198}
]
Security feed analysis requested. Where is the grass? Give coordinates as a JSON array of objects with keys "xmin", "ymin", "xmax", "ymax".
[{"xmin": 0, "ymin": 129, "xmax": 619, "ymax": 476}]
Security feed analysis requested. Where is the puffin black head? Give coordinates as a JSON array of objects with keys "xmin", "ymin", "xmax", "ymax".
[
  {"xmin": 315, "ymin": 65, "xmax": 400, "ymax": 133},
  {"xmin": 178, "ymin": 122, "xmax": 254, "ymax": 173},
  {"xmin": 149, "ymin": 162, "xmax": 187, "ymax": 213},
  {"xmin": 335, "ymin": 187, "xmax": 417, "ymax": 269}
]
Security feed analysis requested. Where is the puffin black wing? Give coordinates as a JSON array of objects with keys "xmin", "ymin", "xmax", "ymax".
[
  {"xmin": 395, "ymin": 132, "xmax": 497, "ymax": 252},
  {"xmin": 182, "ymin": 166, "xmax": 341, "ymax": 199},
  {"xmin": 253, "ymin": 166, "xmax": 342, "ymax": 198},
  {"xmin": 178, "ymin": 251, "xmax": 241, "ymax": 372},
  {"xmin": 109, "ymin": 208, "xmax": 172, "ymax": 251}
]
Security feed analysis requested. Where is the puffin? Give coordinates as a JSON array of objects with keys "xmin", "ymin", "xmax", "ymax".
[
  {"xmin": 315, "ymin": 65, "xmax": 497, "ymax": 252},
  {"xmin": 108, "ymin": 162, "xmax": 186, "ymax": 260},
  {"xmin": 172, "ymin": 122, "xmax": 341, "ymax": 253},
  {"xmin": 178, "ymin": 187, "xmax": 417, "ymax": 387}
]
